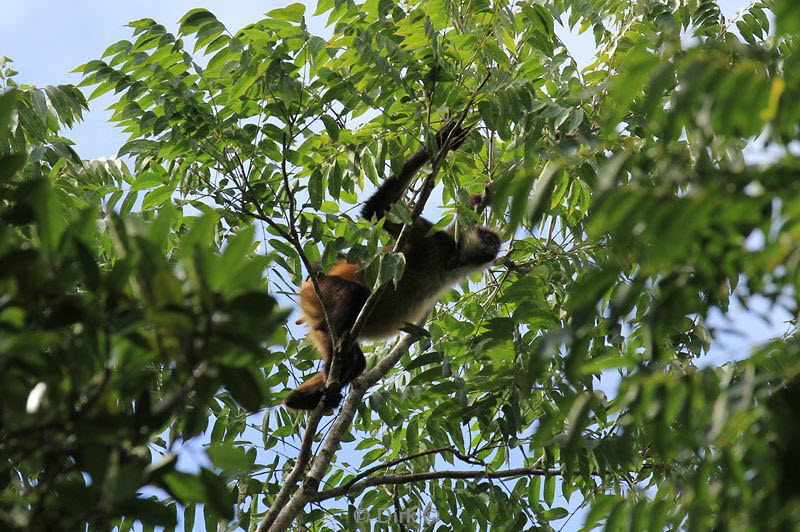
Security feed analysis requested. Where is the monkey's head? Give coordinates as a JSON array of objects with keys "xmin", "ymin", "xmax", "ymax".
[{"xmin": 457, "ymin": 226, "xmax": 500, "ymax": 268}]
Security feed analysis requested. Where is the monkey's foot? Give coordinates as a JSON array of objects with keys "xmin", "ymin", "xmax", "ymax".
[{"xmin": 322, "ymin": 388, "xmax": 343, "ymax": 410}]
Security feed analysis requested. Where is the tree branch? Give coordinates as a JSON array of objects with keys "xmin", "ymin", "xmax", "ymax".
[
  {"xmin": 259, "ymin": 332, "xmax": 420, "ymax": 532},
  {"xmin": 312, "ymin": 466, "xmax": 562, "ymax": 501},
  {"xmin": 305, "ymin": 444, "xmax": 494, "ymax": 504},
  {"xmin": 256, "ymin": 398, "xmax": 328, "ymax": 531},
  {"xmin": 324, "ymin": 446, "xmax": 454, "ymax": 499}
]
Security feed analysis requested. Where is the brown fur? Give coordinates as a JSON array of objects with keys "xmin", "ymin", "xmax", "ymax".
[{"xmin": 285, "ymin": 273, "xmax": 370, "ymax": 410}]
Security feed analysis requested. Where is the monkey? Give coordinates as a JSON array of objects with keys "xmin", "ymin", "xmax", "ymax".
[{"xmin": 284, "ymin": 122, "xmax": 501, "ymax": 410}]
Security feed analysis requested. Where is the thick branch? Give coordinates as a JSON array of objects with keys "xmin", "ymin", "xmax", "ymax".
[
  {"xmin": 256, "ymin": 399, "xmax": 327, "ymax": 531},
  {"xmin": 259, "ymin": 332, "xmax": 419, "ymax": 532}
]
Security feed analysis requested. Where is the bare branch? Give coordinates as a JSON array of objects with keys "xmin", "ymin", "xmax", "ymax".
[
  {"xmin": 313, "ymin": 466, "xmax": 562, "ymax": 501},
  {"xmin": 257, "ymin": 400, "xmax": 328, "ymax": 531},
  {"xmin": 307, "ymin": 443, "xmax": 496, "ymax": 504},
  {"xmin": 391, "ymin": 486, "xmax": 408, "ymax": 532},
  {"xmin": 324, "ymin": 446, "xmax": 455, "ymax": 499}
]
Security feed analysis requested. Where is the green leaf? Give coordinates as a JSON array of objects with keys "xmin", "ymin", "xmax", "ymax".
[
  {"xmin": 320, "ymin": 115, "xmax": 339, "ymax": 141},
  {"xmin": 604, "ymin": 49, "xmax": 659, "ymax": 132},
  {"xmin": 775, "ymin": 0, "xmax": 800, "ymax": 35},
  {"xmin": 542, "ymin": 507, "xmax": 568, "ymax": 520},
  {"xmin": 407, "ymin": 367, "xmax": 441, "ymax": 387},
  {"xmin": 406, "ymin": 419, "xmax": 418, "ymax": 453},
  {"xmin": 528, "ymin": 476, "xmax": 540, "ymax": 506},
  {"xmin": 218, "ymin": 225, "xmax": 255, "ymax": 282},
  {"xmin": 268, "ymin": 3, "xmax": 305, "ymax": 22},
  {"xmin": 581, "ymin": 496, "xmax": 618, "ymax": 531},
  {"xmin": 0, "ymin": 153, "xmax": 27, "ymax": 180},
  {"xmin": 161, "ymin": 472, "xmax": 206, "ymax": 504},
  {"xmin": 581, "ymin": 351, "xmax": 636, "ymax": 375},
  {"xmin": 309, "ymin": 169, "xmax": 323, "ymax": 209},
  {"xmin": 120, "ymin": 190, "xmax": 139, "ymax": 215},
  {"xmin": 141, "ymin": 186, "xmax": 173, "ymax": 210},
  {"xmin": 320, "ymin": 200, "xmax": 339, "ymax": 213},
  {"xmin": 0, "ymin": 89, "xmax": 16, "ymax": 138},
  {"xmin": 118, "ymin": 499, "xmax": 176, "ymax": 527},
  {"xmin": 374, "ymin": 252, "xmax": 405, "ymax": 289},
  {"xmin": 387, "ymin": 202, "xmax": 413, "ymax": 226},
  {"xmin": 529, "ymin": 161, "xmax": 561, "ymax": 226},
  {"xmin": 405, "ymin": 351, "xmax": 442, "ymax": 371},
  {"xmin": 208, "ymin": 443, "xmax": 256, "ymax": 474},
  {"xmin": 219, "ymin": 367, "xmax": 266, "ymax": 412},
  {"xmin": 544, "ymin": 475, "xmax": 555, "ymax": 507},
  {"xmin": 228, "ymin": 60, "xmax": 270, "ymax": 104},
  {"xmin": 199, "ymin": 468, "xmax": 235, "ymax": 520},
  {"xmin": 179, "ymin": 9, "xmax": 217, "ymax": 32},
  {"xmin": 314, "ymin": 0, "xmax": 334, "ymax": 16},
  {"xmin": 184, "ymin": 504, "xmax": 196, "ymax": 532},
  {"xmin": 29, "ymin": 89, "xmax": 49, "ymax": 125}
]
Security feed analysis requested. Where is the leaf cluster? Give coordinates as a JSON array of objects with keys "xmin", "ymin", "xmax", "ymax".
[{"xmin": 0, "ymin": 87, "xmax": 285, "ymax": 530}]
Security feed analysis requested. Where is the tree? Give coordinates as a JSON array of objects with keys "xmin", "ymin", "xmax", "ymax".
[
  {"xmin": 2, "ymin": 0, "xmax": 800, "ymax": 530},
  {"xmin": 0, "ymin": 68, "xmax": 285, "ymax": 529}
]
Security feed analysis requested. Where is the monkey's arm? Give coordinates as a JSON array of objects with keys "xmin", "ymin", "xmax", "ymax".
[
  {"xmin": 361, "ymin": 123, "xmax": 467, "ymax": 235},
  {"xmin": 360, "ymin": 145, "xmax": 432, "ymax": 227}
]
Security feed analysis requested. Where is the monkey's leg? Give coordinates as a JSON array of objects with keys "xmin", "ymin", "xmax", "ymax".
[
  {"xmin": 286, "ymin": 276, "xmax": 369, "ymax": 411},
  {"xmin": 284, "ymin": 336, "xmax": 362, "ymax": 410},
  {"xmin": 284, "ymin": 371, "xmax": 327, "ymax": 410},
  {"xmin": 341, "ymin": 343, "xmax": 366, "ymax": 384},
  {"xmin": 320, "ymin": 342, "xmax": 367, "ymax": 409},
  {"xmin": 284, "ymin": 327, "xmax": 334, "ymax": 410}
]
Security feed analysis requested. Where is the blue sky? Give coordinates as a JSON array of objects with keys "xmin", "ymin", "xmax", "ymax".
[
  {"xmin": 2, "ymin": 0, "xmax": 763, "ymax": 161},
  {"xmin": 1, "ymin": 1, "xmax": 320, "ymax": 159}
]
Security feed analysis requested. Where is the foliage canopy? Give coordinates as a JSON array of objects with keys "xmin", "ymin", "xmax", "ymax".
[{"xmin": 2, "ymin": 0, "xmax": 800, "ymax": 530}]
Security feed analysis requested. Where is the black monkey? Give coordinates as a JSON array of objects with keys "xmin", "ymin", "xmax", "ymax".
[{"xmin": 285, "ymin": 123, "xmax": 500, "ymax": 410}]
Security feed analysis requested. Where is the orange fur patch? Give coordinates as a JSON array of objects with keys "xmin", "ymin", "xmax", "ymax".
[
  {"xmin": 297, "ymin": 258, "xmax": 366, "ymax": 335},
  {"xmin": 327, "ymin": 260, "xmax": 364, "ymax": 283}
]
